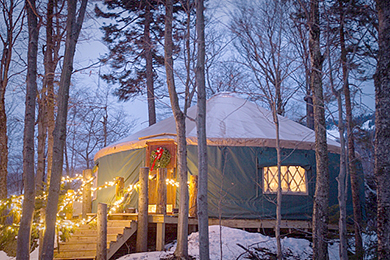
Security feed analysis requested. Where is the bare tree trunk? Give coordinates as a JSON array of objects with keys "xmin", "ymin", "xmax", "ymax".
[
  {"xmin": 37, "ymin": 0, "xmax": 53, "ymax": 191},
  {"xmin": 339, "ymin": 18, "xmax": 363, "ymax": 259},
  {"xmin": 36, "ymin": 97, "xmax": 47, "ymax": 192},
  {"xmin": 326, "ymin": 23, "xmax": 348, "ymax": 258},
  {"xmin": 374, "ymin": 1, "xmax": 390, "ymax": 259},
  {"xmin": 184, "ymin": 0, "xmax": 192, "ymax": 115},
  {"xmin": 41, "ymin": 0, "xmax": 88, "ymax": 259},
  {"xmin": 291, "ymin": 6, "xmax": 314, "ymax": 130},
  {"xmin": 46, "ymin": 87, "xmax": 55, "ymax": 182},
  {"xmin": 145, "ymin": 4, "xmax": 156, "ymax": 126},
  {"xmin": 165, "ymin": 1, "xmax": 189, "ymax": 258},
  {"xmin": 336, "ymin": 94, "xmax": 348, "ymax": 260},
  {"xmin": 324, "ymin": 12, "xmax": 348, "ymax": 258},
  {"xmin": 103, "ymin": 106, "xmax": 108, "ymax": 147},
  {"xmin": 0, "ymin": 0, "xmax": 22, "ymax": 200},
  {"xmin": 0, "ymin": 60, "xmax": 9, "ymax": 200},
  {"xmin": 16, "ymin": 0, "xmax": 39, "ymax": 258},
  {"xmin": 46, "ymin": 0, "xmax": 58, "ymax": 183},
  {"xmin": 305, "ymin": 95, "xmax": 314, "ymax": 130},
  {"xmin": 0, "ymin": 78, "xmax": 8, "ymax": 200},
  {"xmin": 37, "ymin": 0, "xmax": 55, "ymax": 191},
  {"xmin": 196, "ymin": 0, "xmax": 209, "ymax": 259},
  {"xmin": 275, "ymin": 81, "xmax": 284, "ymax": 116},
  {"xmin": 273, "ymin": 110, "xmax": 282, "ymax": 260},
  {"xmin": 46, "ymin": 83, "xmax": 55, "ymax": 181},
  {"xmin": 309, "ymin": 0, "xmax": 329, "ymax": 259}
]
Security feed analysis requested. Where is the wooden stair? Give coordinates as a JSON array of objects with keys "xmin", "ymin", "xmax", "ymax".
[{"xmin": 54, "ymin": 219, "xmax": 137, "ymax": 260}]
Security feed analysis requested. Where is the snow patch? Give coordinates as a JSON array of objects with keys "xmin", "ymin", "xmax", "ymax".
[
  {"xmin": 117, "ymin": 225, "xmax": 337, "ymax": 260},
  {"xmin": 361, "ymin": 120, "xmax": 374, "ymax": 131},
  {"xmin": 0, "ymin": 247, "xmax": 39, "ymax": 260}
]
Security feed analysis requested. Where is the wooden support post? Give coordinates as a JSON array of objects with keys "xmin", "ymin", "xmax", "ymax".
[
  {"xmin": 136, "ymin": 167, "xmax": 149, "ymax": 252},
  {"xmin": 115, "ymin": 176, "xmax": 125, "ymax": 201},
  {"xmin": 188, "ymin": 224, "xmax": 197, "ymax": 234},
  {"xmin": 189, "ymin": 175, "xmax": 198, "ymax": 217},
  {"xmin": 82, "ymin": 169, "xmax": 93, "ymax": 219},
  {"xmin": 115, "ymin": 177, "xmax": 125, "ymax": 213},
  {"xmin": 96, "ymin": 203, "xmax": 107, "ymax": 260},
  {"xmin": 156, "ymin": 168, "xmax": 167, "ymax": 214},
  {"xmin": 65, "ymin": 190, "xmax": 74, "ymax": 220},
  {"xmin": 156, "ymin": 222, "xmax": 166, "ymax": 251}
]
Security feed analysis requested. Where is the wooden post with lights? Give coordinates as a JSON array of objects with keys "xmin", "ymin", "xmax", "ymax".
[
  {"xmin": 65, "ymin": 190, "xmax": 74, "ymax": 219},
  {"xmin": 82, "ymin": 169, "xmax": 93, "ymax": 219},
  {"xmin": 115, "ymin": 177, "xmax": 125, "ymax": 212},
  {"xmin": 156, "ymin": 168, "xmax": 167, "ymax": 214},
  {"xmin": 96, "ymin": 203, "xmax": 107, "ymax": 260},
  {"xmin": 136, "ymin": 167, "xmax": 149, "ymax": 252},
  {"xmin": 189, "ymin": 175, "xmax": 198, "ymax": 217},
  {"xmin": 156, "ymin": 168, "xmax": 167, "ymax": 251},
  {"xmin": 115, "ymin": 177, "xmax": 125, "ymax": 200}
]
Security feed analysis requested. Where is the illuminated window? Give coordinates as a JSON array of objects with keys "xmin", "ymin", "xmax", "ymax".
[{"xmin": 263, "ymin": 166, "xmax": 307, "ymax": 194}]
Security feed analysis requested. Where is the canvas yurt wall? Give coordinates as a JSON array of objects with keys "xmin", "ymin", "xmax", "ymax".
[{"xmin": 93, "ymin": 93, "xmax": 362, "ymax": 220}]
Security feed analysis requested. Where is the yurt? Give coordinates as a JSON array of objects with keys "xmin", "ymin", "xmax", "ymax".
[{"xmin": 93, "ymin": 93, "xmax": 360, "ymax": 220}]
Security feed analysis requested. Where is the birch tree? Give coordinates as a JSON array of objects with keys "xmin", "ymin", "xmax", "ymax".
[
  {"xmin": 289, "ymin": 2, "xmax": 314, "ymax": 129},
  {"xmin": 230, "ymin": 1, "xmax": 297, "ymax": 258},
  {"xmin": 231, "ymin": 0, "xmax": 297, "ymax": 116},
  {"xmin": 40, "ymin": 0, "xmax": 88, "ymax": 258},
  {"xmin": 195, "ymin": 0, "xmax": 209, "ymax": 259},
  {"xmin": 325, "ymin": 23, "xmax": 348, "ymax": 258},
  {"xmin": 165, "ymin": 0, "xmax": 189, "ymax": 258},
  {"xmin": 336, "ymin": 1, "xmax": 364, "ymax": 256}
]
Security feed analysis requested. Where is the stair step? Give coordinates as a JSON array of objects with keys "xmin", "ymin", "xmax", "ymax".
[
  {"xmin": 73, "ymin": 227, "xmax": 125, "ymax": 236},
  {"xmin": 54, "ymin": 250, "xmax": 96, "ymax": 259},
  {"xmin": 73, "ymin": 220, "xmax": 132, "ymax": 230},
  {"xmin": 58, "ymin": 242, "xmax": 111, "ymax": 251},
  {"xmin": 65, "ymin": 234, "xmax": 118, "ymax": 243},
  {"xmin": 107, "ymin": 220, "xmax": 133, "ymax": 228},
  {"xmin": 55, "ymin": 220, "xmax": 137, "ymax": 259}
]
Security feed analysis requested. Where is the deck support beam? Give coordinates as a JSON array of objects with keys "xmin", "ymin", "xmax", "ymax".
[
  {"xmin": 82, "ymin": 169, "xmax": 93, "ymax": 219},
  {"xmin": 189, "ymin": 175, "xmax": 198, "ymax": 217},
  {"xmin": 156, "ymin": 168, "xmax": 167, "ymax": 214},
  {"xmin": 156, "ymin": 222, "xmax": 166, "ymax": 251}
]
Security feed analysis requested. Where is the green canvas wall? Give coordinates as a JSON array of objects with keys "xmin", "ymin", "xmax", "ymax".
[{"xmin": 94, "ymin": 145, "xmax": 359, "ymax": 220}]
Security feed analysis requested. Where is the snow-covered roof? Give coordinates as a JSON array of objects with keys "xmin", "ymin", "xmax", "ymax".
[{"xmin": 94, "ymin": 93, "xmax": 340, "ymax": 161}]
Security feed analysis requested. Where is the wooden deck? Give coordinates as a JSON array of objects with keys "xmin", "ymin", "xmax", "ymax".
[{"xmin": 53, "ymin": 213, "xmax": 336, "ymax": 260}]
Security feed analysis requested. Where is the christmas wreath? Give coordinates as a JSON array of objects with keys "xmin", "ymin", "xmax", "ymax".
[{"xmin": 150, "ymin": 147, "xmax": 171, "ymax": 171}]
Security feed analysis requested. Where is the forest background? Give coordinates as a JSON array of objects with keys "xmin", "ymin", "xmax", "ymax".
[{"xmin": 0, "ymin": 0, "xmax": 385, "ymax": 259}]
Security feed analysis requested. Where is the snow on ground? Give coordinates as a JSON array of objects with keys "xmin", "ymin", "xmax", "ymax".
[
  {"xmin": 0, "ymin": 226, "xmax": 345, "ymax": 260},
  {"xmin": 118, "ymin": 225, "xmax": 340, "ymax": 260},
  {"xmin": 0, "ymin": 247, "xmax": 39, "ymax": 260}
]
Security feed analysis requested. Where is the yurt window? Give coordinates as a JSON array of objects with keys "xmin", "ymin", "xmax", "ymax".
[{"xmin": 263, "ymin": 166, "xmax": 307, "ymax": 195}]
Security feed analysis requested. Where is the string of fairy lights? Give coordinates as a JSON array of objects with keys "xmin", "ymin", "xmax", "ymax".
[{"xmin": 0, "ymin": 172, "xmax": 182, "ymax": 233}]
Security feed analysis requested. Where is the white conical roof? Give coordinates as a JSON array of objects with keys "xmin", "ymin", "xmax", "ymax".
[{"xmin": 94, "ymin": 93, "xmax": 340, "ymax": 161}]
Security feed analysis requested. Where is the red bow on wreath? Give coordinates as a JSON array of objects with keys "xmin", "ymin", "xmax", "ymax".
[{"xmin": 151, "ymin": 147, "xmax": 164, "ymax": 171}]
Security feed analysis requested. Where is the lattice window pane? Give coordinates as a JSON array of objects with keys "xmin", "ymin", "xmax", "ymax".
[{"xmin": 263, "ymin": 166, "xmax": 307, "ymax": 194}]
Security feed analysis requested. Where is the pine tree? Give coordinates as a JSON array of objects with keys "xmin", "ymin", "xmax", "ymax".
[{"xmin": 96, "ymin": 0, "xmax": 166, "ymax": 126}]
